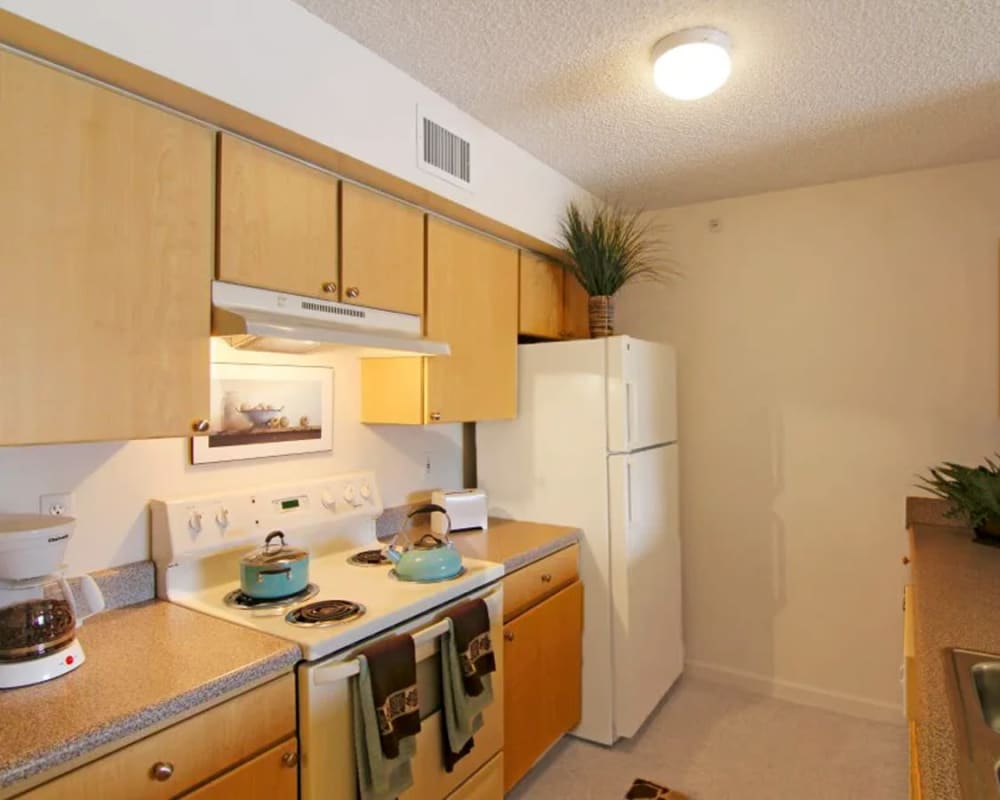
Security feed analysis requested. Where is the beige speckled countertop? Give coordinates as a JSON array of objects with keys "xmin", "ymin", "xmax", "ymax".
[
  {"xmin": 444, "ymin": 517, "xmax": 580, "ymax": 572},
  {"xmin": 0, "ymin": 601, "xmax": 300, "ymax": 796},
  {"xmin": 911, "ymin": 523, "xmax": 1000, "ymax": 800}
]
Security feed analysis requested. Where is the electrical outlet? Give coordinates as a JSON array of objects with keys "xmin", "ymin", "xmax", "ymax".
[{"xmin": 40, "ymin": 492, "xmax": 75, "ymax": 517}]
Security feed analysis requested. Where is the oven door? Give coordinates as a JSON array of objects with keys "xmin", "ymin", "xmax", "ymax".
[{"xmin": 297, "ymin": 583, "xmax": 504, "ymax": 800}]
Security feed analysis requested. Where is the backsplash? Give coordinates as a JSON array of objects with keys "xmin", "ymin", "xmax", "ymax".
[{"xmin": 0, "ymin": 344, "xmax": 463, "ymax": 575}]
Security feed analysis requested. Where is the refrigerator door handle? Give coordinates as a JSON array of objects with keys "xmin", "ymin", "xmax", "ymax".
[
  {"xmin": 625, "ymin": 381, "xmax": 634, "ymax": 449},
  {"xmin": 626, "ymin": 460, "xmax": 633, "ymax": 523}
]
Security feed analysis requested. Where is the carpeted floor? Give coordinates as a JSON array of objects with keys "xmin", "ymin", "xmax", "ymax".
[{"xmin": 507, "ymin": 677, "xmax": 908, "ymax": 799}]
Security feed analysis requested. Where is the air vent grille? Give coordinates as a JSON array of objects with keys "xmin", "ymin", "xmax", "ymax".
[
  {"xmin": 301, "ymin": 301, "xmax": 366, "ymax": 319},
  {"xmin": 421, "ymin": 117, "xmax": 471, "ymax": 184}
]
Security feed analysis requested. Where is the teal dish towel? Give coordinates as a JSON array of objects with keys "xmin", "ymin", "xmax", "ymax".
[
  {"xmin": 352, "ymin": 653, "xmax": 418, "ymax": 800},
  {"xmin": 440, "ymin": 598, "xmax": 497, "ymax": 771}
]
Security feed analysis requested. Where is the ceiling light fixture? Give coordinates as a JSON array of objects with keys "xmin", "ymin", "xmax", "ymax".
[{"xmin": 651, "ymin": 27, "xmax": 732, "ymax": 101}]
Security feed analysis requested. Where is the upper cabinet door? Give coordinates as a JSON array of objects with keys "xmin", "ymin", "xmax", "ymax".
[
  {"xmin": 0, "ymin": 51, "xmax": 214, "ymax": 446},
  {"xmin": 519, "ymin": 252, "xmax": 564, "ymax": 339},
  {"xmin": 217, "ymin": 133, "xmax": 338, "ymax": 300},
  {"xmin": 425, "ymin": 218, "xmax": 518, "ymax": 423},
  {"xmin": 340, "ymin": 183, "xmax": 424, "ymax": 314},
  {"xmin": 563, "ymin": 275, "xmax": 591, "ymax": 339}
]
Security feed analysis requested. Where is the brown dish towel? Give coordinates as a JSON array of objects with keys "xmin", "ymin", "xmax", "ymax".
[
  {"xmin": 440, "ymin": 597, "xmax": 497, "ymax": 772},
  {"xmin": 362, "ymin": 634, "xmax": 421, "ymax": 758}
]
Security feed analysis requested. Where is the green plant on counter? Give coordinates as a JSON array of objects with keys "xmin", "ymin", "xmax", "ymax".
[
  {"xmin": 916, "ymin": 455, "xmax": 1000, "ymax": 530},
  {"xmin": 557, "ymin": 201, "xmax": 673, "ymax": 297}
]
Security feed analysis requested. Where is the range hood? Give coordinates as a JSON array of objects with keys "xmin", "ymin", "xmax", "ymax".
[{"xmin": 211, "ymin": 281, "xmax": 450, "ymax": 356}]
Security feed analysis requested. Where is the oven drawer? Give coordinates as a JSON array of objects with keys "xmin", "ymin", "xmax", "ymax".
[
  {"xmin": 446, "ymin": 753, "xmax": 503, "ymax": 800},
  {"xmin": 503, "ymin": 544, "xmax": 578, "ymax": 621}
]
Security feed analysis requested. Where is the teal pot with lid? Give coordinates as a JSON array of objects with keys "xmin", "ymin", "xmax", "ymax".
[
  {"xmin": 386, "ymin": 504, "xmax": 463, "ymax": 582},
  {"xmin": 240, "ymin": 531, "xmax": 310, "ymax": 599}
]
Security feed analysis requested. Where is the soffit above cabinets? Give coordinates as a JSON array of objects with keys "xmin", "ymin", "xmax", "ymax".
[{"xmin": 294, "ymin": 0, "xmax": 1000, "ymax": 208}]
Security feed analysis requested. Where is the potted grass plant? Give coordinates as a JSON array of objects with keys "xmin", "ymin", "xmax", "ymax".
[
  {"xmin": 557, "ymin": 201, "xmax": 672, "ymax": 338},
  {"xmin": 917, "ymin": 455, "xmax": 1000, "ymax": 545}
]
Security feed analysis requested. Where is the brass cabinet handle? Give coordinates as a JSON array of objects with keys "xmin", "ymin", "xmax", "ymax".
[
  {"xmin": 151, "ymin": 762, "xmax": 174, "ymax": 781},
  {"xmin": 504, "ymin": 631, "xmax": 514, "ymax": 642},
  {"xmin": 281, "ymin": 751, "xmax": 298, "ymax": 768},
  {"xmin": 346, "ymin": 287, "xmax": 360, "ymax": 298},
  {"xmin": 429, "ymin": 412, "xmax": 442, "ymax": 422},
  {"xmin": 541, "ymin": 573, "xmax": 553, "ymax": 583},
  {"xmin": 192, "ymin": 419, "xmax": 209, "ymax": 433},
  {"xmin": 322, "ymin": 281, "xmax": 338, "ymax": 294}
]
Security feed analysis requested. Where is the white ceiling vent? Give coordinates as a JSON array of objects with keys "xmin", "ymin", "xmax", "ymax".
[{"xmin": 417, "ymin": 106, "xmax": 474, "ymax": 191}]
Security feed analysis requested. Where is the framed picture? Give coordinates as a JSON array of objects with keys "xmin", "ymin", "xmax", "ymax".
[{"xmin": 191, "ymin": 363, "xmax": 334, "ymax": 464}]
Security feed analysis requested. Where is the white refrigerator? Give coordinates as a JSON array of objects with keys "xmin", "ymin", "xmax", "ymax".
[{"xmin": 476, "ymin": 335, "xmax": 682, "ymax": 746}]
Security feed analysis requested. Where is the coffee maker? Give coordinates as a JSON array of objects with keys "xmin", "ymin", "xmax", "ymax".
[{"xmin": 0, "ymin": 514, "xmax": 105, "ymax": 688}]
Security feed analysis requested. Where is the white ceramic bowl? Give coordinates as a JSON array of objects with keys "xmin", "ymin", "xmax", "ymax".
[{"xmin": 239, "ymin": 407, "xmax": 284, "ymax": 427}]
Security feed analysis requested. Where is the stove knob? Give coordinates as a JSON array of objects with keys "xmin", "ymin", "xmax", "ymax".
[
  {"xmin": 188, "ymin": 510, "xmax": 203, "ymax": 534},
  {"xmin": 360, "ymin": 482, "xmax": 372, "ymax": 501},
  {"xmin": 215, "ymin": 508, "xmax": 230, "ymax": 528},
  {"xmin": 343, "ymin": 485, "xmax": 361, "ymax": 506},
  {"xmin": 321, "ymin": 490, "xmax": 337, "ymax": 511}
]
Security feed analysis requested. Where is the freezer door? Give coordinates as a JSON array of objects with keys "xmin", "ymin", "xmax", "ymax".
[
  {"xmin": 606, "ymin": 337, "xmax": 677, "ymax": 453},
  {"xmin": 607, "ymin": 444, "xmax": 683, "ymax": 740}
]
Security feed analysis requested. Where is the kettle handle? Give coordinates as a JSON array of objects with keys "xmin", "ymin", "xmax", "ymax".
[{"xmin": 406, "ymin": 504, "xmax": 452, "ymax": 537}]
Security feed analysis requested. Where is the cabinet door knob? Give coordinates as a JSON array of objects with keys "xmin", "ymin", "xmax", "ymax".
[
  {"xmin": 541, "ymin": 573, "xmax": 553, "ymax": 583},
  {"xmin": 429, "ymin": 412, "xmax": 442, "ymax": 422},
  {"xmin": 322, "ymin": 282, "xmax": 338, "ymax": 294},
  {"xmin": 192, "ymin": 419, "xmax": 209, "ymax": 433},
  {"xmin": 504, "ymin": 631, "xmax": 514, "ymax": 642},
  {"xmin": 151, "ymin": 762, "xmax": 174, "ymax": 781},
  {"xmin": 281, "ymin": 751, "xmax": 298, "ymax": 768},
  {"xmin": 346, "ymin": 286, "xmax": 360, "ymax": 298},
  {"xmin": 902, "ymin": 556, "xmax": 911, "ymax": 566}
]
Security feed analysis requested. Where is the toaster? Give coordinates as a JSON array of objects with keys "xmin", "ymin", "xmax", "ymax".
[{"xmin": 431, "ymin": 489, "xmax": 488, "ymax": 533}]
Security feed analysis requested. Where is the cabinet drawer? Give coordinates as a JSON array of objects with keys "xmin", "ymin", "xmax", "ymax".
[
  {"xmin": 180, "ymin": 737, "xmax": 298, "ymax": 800},
  {"xmin": 503, "ymin": 544, "xmax": 579, "ymax": 621},
  {"xmin": 19, "ymin": 675, "xmax": 295, "ymax": 800},
  {"xmin": 447, "ymin": 753, "xmax": 503, "ymax": 800}
]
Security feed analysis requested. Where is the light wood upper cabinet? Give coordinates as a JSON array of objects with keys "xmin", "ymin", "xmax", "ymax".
[
  {"xmin": 562, "ymin": 274, "xmax": 591, "ymax": 339},
  {"xmin": 519, "ymin": 252, "xmax": 564, "ymax": 339},
  {"xmin": 341, "ymin": 182, "xmax": 424, "ymax": 314},
  {"xmin": 217, "ymin": 133, "xmax": 339, "ymax": 299},
  {"xmin": 503, "ymin": 580, "xmax": 583, "ymax": 792},
  {"xmin": 361, "ymin": 218, "xmax": 518, "ymax": 424},
  {"xmin": 518, "ymin": 251, "xmax": 591, "ymax": 340},
  {"xmin": 0, "ymin": 51, "xmax": 213, "ymax": 446},
  {"xmin": 425, "ymin": 218, "xmax": 518, "ymax": 423}
]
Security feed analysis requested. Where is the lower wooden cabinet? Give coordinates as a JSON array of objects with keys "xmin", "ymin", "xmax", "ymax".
[
  {"xmin": 16, "ymin": 676, "xmax": 296, "ymax": 800},
  {"xmin": 181, "ymin": 737, "xmax": 297, "ymax": 800},
  {"xmin": 503, "ymin": 580, "xmax": 583, "ymax": 792}
]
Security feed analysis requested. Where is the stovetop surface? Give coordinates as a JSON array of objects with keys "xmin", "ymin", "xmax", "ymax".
[{"xmin": 165, "ymin": 543, "xmax": 503, "ymax": 661}]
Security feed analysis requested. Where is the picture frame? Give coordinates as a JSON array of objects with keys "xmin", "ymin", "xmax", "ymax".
[{"xmin": 191, "ymin": 362, "xmax": 334, "ymax": 464}]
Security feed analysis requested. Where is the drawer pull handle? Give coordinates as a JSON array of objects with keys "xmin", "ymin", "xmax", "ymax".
[
  {"xmin": 281, "ymin": 751, "xmax": 298, "ymax": 768},
  {"xmin": 151, "ymin": 762, "xmax": 174, "ymax": 781},
  {"xmin": 504, "ymin": 631, "xmax": 514, "ymax": 642},
  {"xmin": 541, "ymin": 573, "xmax": 553, "ymax": 583}
]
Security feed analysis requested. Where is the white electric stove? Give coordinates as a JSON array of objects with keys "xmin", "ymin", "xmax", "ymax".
[{"xmin": 151, "ymin": 471, "xmax": 504, "ymax": 661}]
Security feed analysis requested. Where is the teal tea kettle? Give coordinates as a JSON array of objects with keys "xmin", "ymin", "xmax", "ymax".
[{"xmin": 386, "ymin": 504, "xmax": 464, "ymax": 582}]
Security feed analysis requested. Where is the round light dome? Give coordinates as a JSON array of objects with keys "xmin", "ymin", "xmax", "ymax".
[{"xmin": 651, "ymin": 27, "xmax": 732, "ymax": 101}]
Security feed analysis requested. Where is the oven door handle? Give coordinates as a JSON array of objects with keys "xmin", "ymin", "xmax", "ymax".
[{"xmin": 312, "ymin": 587, "xmax": 501, "ymax": 686}]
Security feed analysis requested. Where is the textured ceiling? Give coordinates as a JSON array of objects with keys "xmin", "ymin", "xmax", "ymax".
[{"xmin": 293, "ymin": 0, "xmax": 1000, "ymax": 209}]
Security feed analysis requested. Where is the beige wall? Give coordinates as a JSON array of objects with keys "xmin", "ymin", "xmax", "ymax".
[{"xmin": 619, "ymin": 159, "xmax": 1000, "ymax": 716}]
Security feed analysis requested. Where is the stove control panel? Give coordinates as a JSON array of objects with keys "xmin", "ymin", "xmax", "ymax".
[{"xmin": 151, "ymin": 471, "xmax": 383, "ymax": 566}]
